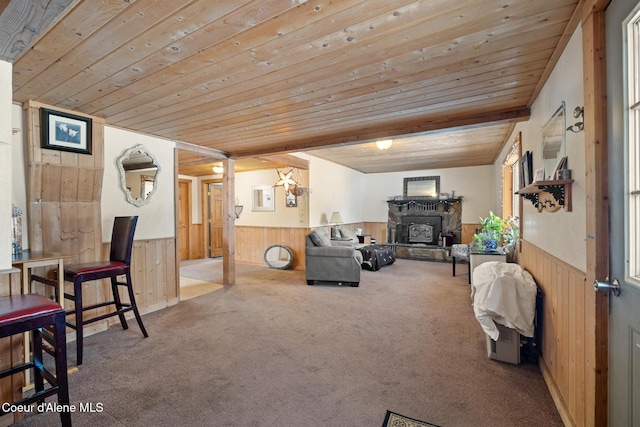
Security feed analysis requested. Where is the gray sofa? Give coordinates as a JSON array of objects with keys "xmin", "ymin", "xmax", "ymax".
[{"xmin": 305, "ymin": 228, "xmax": 363, "ymax": 287}]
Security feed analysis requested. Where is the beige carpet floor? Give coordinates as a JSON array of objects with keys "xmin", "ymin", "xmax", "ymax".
[
  {"xmin": 14, "ymin": 258, "xmax": 562, "ymax": 427},
  {"xmin": 179, "ymin": 258, "xmax": 225, "ymax": 300}
]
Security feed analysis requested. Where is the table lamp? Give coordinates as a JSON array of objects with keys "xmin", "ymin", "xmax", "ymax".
[{"xmin": 329, "ymin": 211, "xmax": 343, "ymax": 238}]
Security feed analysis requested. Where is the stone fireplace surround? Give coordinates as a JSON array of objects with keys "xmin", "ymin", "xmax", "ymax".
[{"xmin": 387, "ymin": 199, "xmax": 462, "ymax": 261}]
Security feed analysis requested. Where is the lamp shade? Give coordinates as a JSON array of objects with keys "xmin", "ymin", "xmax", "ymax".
[{"xmin": 329, "ymin": 211, "xmax": 343, "ymax": 224}]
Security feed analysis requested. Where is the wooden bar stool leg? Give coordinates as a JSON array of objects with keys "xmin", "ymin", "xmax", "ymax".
[
  {"xmin": 125, "ymin": 272, "xmax": 148, "ymax": 338},
  {"xmin": 53, "ymin": 312, "xmax": 72, "ymax": 427},
  {"xmin": 110, "ymin": 277, "xmax": 129, "ymax": 330},
  {"xmin": 33, "ymin": 327, "xmax": 45, "ymax": 398},
  {"xmin": 74, "ymin": 277, "xmax": 84, "ymax": 365}
]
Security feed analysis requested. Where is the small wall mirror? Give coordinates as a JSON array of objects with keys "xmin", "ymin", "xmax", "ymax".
[
  {"xmin": 264, "ymin": 245, "xmax": 293, "ymax": 269},
  {"xmin": 541, "ymin": 102, "xmax": 566, "ymax": 179},
  {"xmin": 117, "ymin": 144, "xmax": 160, "ymax": 207},
  {"xmin": 403, "ymin": 176, "xmax": 440, "ymax": 198}
]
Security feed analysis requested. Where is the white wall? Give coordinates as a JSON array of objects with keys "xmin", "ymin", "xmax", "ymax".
[
  {"xmin": 495, "ymin": 26, "xmax": 586, "ymax": 271},
  {"xmin": 0, "ymin": 60, "xmax": 12, "ymax": 268},
  {"xmin": 234, "ymin": 168, "xmax": 309, "ymax": 227},
  {"xmin": 296, "ymin": 154, "xmax": 365, "ymax": 227},
  {"xmin": 297, "ymin": 153, "xmax": 494, "ymax": 227},
  {"xmin": 103, "ymin": 126, "xmax": 176, "ymax": 241},
  {"xmin": 11, "ymin": 104, "xmax": 27, "ymax": 250},
  {"xmin": 362, "ymin": 166, "xmax": 494, "ymax": 223}
]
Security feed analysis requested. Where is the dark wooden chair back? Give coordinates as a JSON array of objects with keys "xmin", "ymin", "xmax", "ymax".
[{"xmin": 109, "ymin": 216, "xmax": 138, "ymax": 265}]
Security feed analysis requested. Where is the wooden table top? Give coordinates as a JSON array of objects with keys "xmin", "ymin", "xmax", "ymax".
[{"xmin": 11, "ymin": 251, "xmax": 74, "ymax": 265}]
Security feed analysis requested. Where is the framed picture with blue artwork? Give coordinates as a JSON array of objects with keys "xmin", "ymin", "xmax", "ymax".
[{"xmin": 41, "ymin": 108, "xmax": 92, "ymax": 155}]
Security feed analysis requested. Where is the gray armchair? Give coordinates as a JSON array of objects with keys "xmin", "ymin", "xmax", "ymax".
[{"xmin": 305, "ymin": 228, "xmax": 363, "ymax": 287}]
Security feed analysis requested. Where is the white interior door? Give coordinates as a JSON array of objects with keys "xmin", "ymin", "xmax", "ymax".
[{"xmin": 607, "ymin": 1, "xmax": 640, "ymax": 425}]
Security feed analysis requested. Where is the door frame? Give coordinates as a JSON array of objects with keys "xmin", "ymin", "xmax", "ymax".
[
  {"xmin": 178, "ymin": 178, "xmax": 192, "ymax": 260},
  {"xmin": 582, "ymin": 2, "xmax": 611, "ymax": 425}
]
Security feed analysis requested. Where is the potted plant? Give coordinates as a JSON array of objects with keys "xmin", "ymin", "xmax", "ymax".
[{"xmin": 472, "ymin": 211, "xmax": 519, "ymax": 254}]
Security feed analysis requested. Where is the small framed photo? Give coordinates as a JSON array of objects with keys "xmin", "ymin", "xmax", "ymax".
[
  {"xmin": 41, "ymin": 108, "xmax": 92, "ymax": 155},
  {"xmin": 520, "ymin": 150, "xmax": 533, "ymax": 187},
  {"xmin": 534, "ymin": 168, "xmax": 546, "ymax": 182},
  {"xmin": 252, "ymin": 186, "xmax": 275, "ymax": 212},
  {"xmin": 286, "ymin": 191, "xmax": 297, "ymax": 208}
]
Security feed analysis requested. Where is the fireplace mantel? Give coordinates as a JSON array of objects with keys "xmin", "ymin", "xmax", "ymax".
[
  {"xmin": 387, "ymin": 198, "xmax": 462, "ymax": 248},
  {"xmin": 387, "ymin": 198, "xmax": 462, "ymax": 212}
]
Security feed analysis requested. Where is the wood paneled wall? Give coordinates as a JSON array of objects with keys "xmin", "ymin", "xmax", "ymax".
[
  {"xmin": 23, "ymin": 101, "xmax": 179, "ymax": 337},
  {"xmin": 461, "ymin": 223, "xmax": 480, "ymax": 244},
  {"xmin": 363, "ymin": 222, "xmax": 387, "ymax": 243},
  {"xmin": 519, "ymin": 240, "xmax": 587, "ymax": 427},
  {"xmin": 236, "ymin": 226, "xmax": 308, "ymax": 270},
  {"xmin": 26, "ymin": 101, "xmax": 104, "ymax": 263},
  {"xmin": 100, "ymin": 238, "xmax": 178, "ymax": 323}
]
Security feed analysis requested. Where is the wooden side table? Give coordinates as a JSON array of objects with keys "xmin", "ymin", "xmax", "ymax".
[{"xmin": 11, "ymin": 251, "xmax": 73, "ymax": 309}]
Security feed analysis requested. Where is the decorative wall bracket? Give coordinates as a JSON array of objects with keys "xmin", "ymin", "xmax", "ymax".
[{"xmin": 516, "ymin": 180, "xmax": 574, "ymax": 212}]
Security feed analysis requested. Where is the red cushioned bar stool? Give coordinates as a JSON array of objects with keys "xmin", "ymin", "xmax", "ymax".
[
  {"xmin": 61, "ymin": 216, "xmax": 148, "ymax": 365},
  {"xmin": 0, "ymin": 294, "xmax": 71, "ymax": 426}
]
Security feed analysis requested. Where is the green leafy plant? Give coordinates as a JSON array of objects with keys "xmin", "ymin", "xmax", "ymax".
[{"xmin": 472, "ymin": 211, "xmax": 519, "ymax": 251}]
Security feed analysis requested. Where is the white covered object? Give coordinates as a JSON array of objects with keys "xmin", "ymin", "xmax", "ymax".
[{"xmin": 472, "ymin": 261, "xmax": 537, "ymax": 341}]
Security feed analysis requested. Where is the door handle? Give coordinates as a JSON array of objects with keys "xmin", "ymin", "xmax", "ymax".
[{"xmin": 594, "ymin": 278, "xmax": 621, "ymax": 296}]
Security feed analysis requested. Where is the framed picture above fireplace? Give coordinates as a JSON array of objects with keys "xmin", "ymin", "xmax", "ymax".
[{"xmin": 403, "ymin": 176, "xmax": 440, "ymax": 199}]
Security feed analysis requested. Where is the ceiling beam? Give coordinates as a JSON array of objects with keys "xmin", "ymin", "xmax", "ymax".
[
  {"xmin": 175, "ymin": 141, "xmax": 227, "ymax": 159},
  {"xmin": 253, "ymin": 154, "xmax": 309, "ymax": 170},
  {"xmin": 231, "ymin": 107, "xmax": 531, "ymax": 158}
]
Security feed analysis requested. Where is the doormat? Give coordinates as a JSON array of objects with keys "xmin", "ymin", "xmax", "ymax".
[{"xmin": 382, "ymin": 410, "xmax": 441, "ymax": 427}]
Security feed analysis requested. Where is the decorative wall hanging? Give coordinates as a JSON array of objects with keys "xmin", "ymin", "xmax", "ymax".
[
  {"xmin": 566, "ymin": 106, "xmax": 584, "ymax": 133},
  {"xmin": 41, "ymin": 108, "xmax": 92, "ymax": 154},
  {"xmin": 252, "ymin": 186, "xmax": 275, "ymax": 212},
  {"xmin": 286, "ymin": 191, "xmax": 297, "ymax": 208},
  {"xmin": 274, "ymin": 168, "xmax": 298, "ymax": 194}
]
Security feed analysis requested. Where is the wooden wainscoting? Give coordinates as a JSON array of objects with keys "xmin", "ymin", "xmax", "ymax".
[
  {"xmin": 363, "ymin": 222, "xmax": 388, "ymax": 243},
  {"xmin": 519, "ymin": 240, "xmax": 587, "ymax": 427},
  {"xmin": 461, "ymin": 223, "xmax": 480, "ymax": 244},
  {"xmin": 236, "ymin": 226, "xmax": 307, "ymax": 270},
  {"xmin": 94, "ymin": 237, "xmax": 179, "ymax": 332}
]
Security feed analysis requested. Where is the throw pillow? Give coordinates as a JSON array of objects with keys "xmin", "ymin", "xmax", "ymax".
[
  {"xmin": 309, "ymin": 230, "xmax": 325, "ymax": 246},
  {"xmin": 338, "ymin": 226, "xmax": 358, "ymax": 243},
  {"xmin": 309, "ymin": 229, "xmax": 332, "ymax": 247}
]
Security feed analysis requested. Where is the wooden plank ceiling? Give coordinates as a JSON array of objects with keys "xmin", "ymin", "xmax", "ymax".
[{"xmin": 4, "ymin": 0, "xmax": 580, "ymax": 174}]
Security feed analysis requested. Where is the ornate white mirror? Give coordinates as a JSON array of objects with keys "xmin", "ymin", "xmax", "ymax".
[{"xmin": 117, "ymin": 144, "xmax": 160, "ymax": 207}]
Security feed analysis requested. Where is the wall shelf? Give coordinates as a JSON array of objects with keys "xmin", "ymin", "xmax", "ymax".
[{"xmin": 516, "ymin": 179, "xmax": 574, "ymax": 212}]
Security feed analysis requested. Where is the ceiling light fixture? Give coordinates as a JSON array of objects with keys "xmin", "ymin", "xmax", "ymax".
[
  {"xmin": 376, "ymin": 139, "xmax": 393, "ymax": 150},
  {"xmin": 212, "ymin": 165, "xmax": 224, "ymax": 174}
]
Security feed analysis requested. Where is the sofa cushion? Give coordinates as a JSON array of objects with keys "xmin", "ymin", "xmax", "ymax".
[
  {"xmin": 309, "ymin": 228, "xmax": 332, "ymax": 247},
  {"xmin": 338, "ymin": 226, "xmax": 359, "ymax": 244}
]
